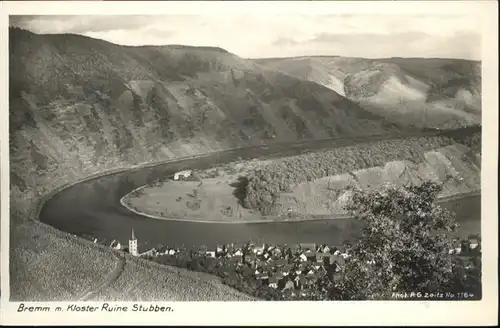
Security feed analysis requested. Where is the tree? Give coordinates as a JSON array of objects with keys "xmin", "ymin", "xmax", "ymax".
[
  {"xmin": 331, "ymin": 181, "xmax": 470, "ymax": 300},
  {"xmin": 191, "ymin": 170, "xmax": 203, "ymax": 186}
]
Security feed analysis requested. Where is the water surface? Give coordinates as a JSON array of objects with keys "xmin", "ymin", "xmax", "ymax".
[{"xmin": 40, "ymin": 132, "xmax": 481, "ymax": 250}]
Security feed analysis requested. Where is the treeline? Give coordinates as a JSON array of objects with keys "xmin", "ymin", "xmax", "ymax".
[
  {"xmin": 451, "ymin": 131, "xmax": 481, "ymax": 154},
  {"xmin": 243, "ymin": 135, "xmax": 461, "ymax": 215}
]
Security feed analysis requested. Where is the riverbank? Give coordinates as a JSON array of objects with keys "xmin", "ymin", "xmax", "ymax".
[
  {"xmin": 33, "ymin": 140, "xmax": 481, "ymax": 278},
  {"xmin": 120, "ymin": 185, "xmax": 480, "ymax": 224},
  {"xmin": 120, "ymin": 139, "xmax": 481, "ymax": 224}
]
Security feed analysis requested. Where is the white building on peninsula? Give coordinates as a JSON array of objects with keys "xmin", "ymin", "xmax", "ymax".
[{"xmin": 174, "ymin": 170, "xmax": 192, "ymax": 181}]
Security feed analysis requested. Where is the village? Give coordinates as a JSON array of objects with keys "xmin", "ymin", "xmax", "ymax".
[
  {"xmin": 197, "ymin": 242, "xmax": 348, "ymax": 297},
  {"xmin": 94, "ymin": 229, "xmax": 481, "ymax": 299},
  {"xmin": 100, "ymin": 232, "xmax": 350, "ymax": 297}
]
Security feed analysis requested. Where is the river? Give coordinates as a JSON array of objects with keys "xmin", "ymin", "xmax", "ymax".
[{"xmin": 39, "ymin": 130, "xmax": 481, "ymax": 250}]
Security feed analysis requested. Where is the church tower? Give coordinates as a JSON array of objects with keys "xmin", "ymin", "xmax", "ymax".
[{"xmin": 129, "ymin": 228, "xmax": 138, "ymax": 256}]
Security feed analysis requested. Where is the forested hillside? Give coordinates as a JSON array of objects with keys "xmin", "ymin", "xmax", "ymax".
[{"xmin": 10, "ymin": 28, "xmax": 398, "ymax": 215}]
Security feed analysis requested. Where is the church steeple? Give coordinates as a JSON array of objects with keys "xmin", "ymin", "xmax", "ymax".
[{"xmin": 129, "ymin": 228, "xmax": 138, "ymax": 256}]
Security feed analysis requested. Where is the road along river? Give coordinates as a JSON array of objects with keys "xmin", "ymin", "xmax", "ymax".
[{"xmin": 39, "ymin": 129, "xmax": 481, "ymax": 250}]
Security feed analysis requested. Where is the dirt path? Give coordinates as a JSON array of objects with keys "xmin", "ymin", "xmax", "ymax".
[{"xmin": 77, "ymin": 251, "xmax": 126, "ymax": 301}]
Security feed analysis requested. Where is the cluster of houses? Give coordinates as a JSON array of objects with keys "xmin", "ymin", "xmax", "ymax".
[
  {"xmin": 195, "ymin": 242, "xmax": 351, "ymax": 296},
  {"xmin": 137, "ymin": 238, "xmax": 481, "ymax": 297},
  {"xmin": 98, "ymin": 229, "xmax": 481, "ymax": 298},
  {"xmin": 113, "ymin": 239, "xmax": 347, "ymax": 296},
  {"xmin": 448, "ymin": 238, "xmax": 480, "ymax": 255}
]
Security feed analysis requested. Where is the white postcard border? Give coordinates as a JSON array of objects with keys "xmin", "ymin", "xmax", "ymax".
[{"xmin": 1, "ymin": 1, "xmax": 498, "ymax": 326}]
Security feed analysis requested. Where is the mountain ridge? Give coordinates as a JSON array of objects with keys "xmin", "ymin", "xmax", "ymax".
[
  {"xmin": 256, "ymin": 55, "xmax": 481, "ymax": 129},
  {"xmin": 254, "ymin": 55, "xmax": 480, "ymax": 62}
]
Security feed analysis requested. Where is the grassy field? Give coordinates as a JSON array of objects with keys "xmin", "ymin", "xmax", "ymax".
[
  {"xmin": 10, "ymin": 218, "xmax": 255, "ymax": 301},
  {"xmin": 123, "ymin": 179, "xmax": 264, "ymax": 223},
  {"xmin": 10, "ymin": 219, "xmax": 119, "ymax": 301},
  {"xmin": 121, "ymin": 159, "xmax": 273, "ymax": 223},
  {"xmin": 85, "ymin": 252, "xmax": 255, "ymax": 301}
]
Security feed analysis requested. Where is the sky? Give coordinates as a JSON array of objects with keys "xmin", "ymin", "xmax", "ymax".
[{"xmin": 9, "ymin": 14, "xmax": 482, "ymax": 60}]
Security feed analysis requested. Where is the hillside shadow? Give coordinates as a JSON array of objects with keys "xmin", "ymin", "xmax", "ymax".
[{"xmin": 230, "ymin": 176, "xmax": 249, "ymax": 207}]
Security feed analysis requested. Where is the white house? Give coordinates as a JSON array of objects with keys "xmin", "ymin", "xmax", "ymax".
[
  {"xmin": 268, "ymin": 277, "xmax": 278, "ymax": 289},
  {"xmin": 206, "ymin": 251, "xmax": 216, "ymax": 258},
  {"xmin": 253, "ymin": 244, "xmax": 265, "ymax": 255},
  {"xmin": 283, "ymin": 280, "xmax": 294, "ymax": 291},
  {"xmin": 109, "ymin": 240, "xmax": 121, "ymax": 250},
  {"xmin": 168, "ymin": 249, "xmax": 176, "ymax": 255},
  {"xmin": 174, "ymin": 170, "xmax": 192, "ymax": 181},
  {"xmin": 139, "ymin": 248, "xmax": 155, "ymax": 257},
  {"xmin": 469, "ymin": 239, "xmax": 479, "ymax": 250},
  {"xmin": 299, "ymin": 254, "xmax": 308, "ymax": 262}
]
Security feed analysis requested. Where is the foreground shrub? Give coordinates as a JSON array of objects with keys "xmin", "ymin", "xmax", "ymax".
[{"xmin": 329, "ymin": 181, "xmax": 481, "ymax": 300}]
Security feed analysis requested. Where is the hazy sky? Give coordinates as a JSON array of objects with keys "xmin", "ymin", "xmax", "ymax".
[{"xmin": 10, "ymin": 14, "xmax": 482, "ymax": 60}]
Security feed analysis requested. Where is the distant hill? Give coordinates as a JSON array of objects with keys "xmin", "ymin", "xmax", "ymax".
[
  {"xmin": 256, "ymin": 56, "xmax": 481, "ymax": 129},
  {"xmin": 10, "ymin": 28, "xmax": 400, "ymax": 201}
]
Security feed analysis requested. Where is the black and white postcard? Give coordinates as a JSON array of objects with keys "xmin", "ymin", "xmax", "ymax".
[{"xmin": 1, "ymin": 1, "xmax": 498, "ymax": 326}]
